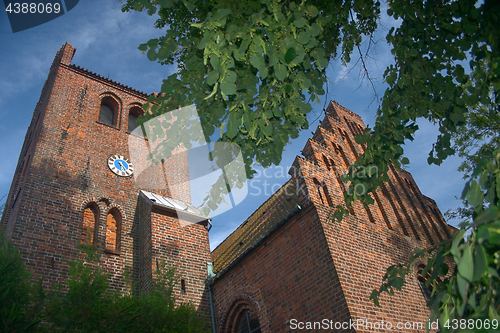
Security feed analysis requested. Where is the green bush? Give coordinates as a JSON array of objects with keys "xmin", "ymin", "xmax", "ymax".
[
  {"xmin": 0, "ymin": 236, "xmax": 207, "ymax": 333},
  {"xmin": 0, "ymin": 231, "xmax": 43, "ymax": 332}
]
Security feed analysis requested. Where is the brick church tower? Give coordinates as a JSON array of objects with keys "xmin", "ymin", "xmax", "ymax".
[
  {"xmin": 0, "ymin": 43, "xmax": 212, "ymax": 314},
  {"xmin": 210, "ymin": 101, "xmax": 453, "ymax": 332}
]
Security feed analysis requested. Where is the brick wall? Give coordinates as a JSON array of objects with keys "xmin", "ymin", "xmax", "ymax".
[
  {"xmin": 150, "ymin": 206, "xmax": 211, "ymax": 313},
  {"xmin": 212, "ymin": 205, "xmax": 354, "ymax": 333},
  {"xmin": 294, "ymin": 101, "xmax": 447, "ymax": 332},
  {"xmin": 212, "ymin": 101, "xmax": 449, "ymax": 332}
]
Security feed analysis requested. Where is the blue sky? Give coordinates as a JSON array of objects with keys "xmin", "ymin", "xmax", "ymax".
[{"xmin": 0, "ymin": 0, "xmax": 465, "ymax": 250}]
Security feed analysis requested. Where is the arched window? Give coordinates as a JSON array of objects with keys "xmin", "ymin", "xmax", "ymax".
[
  {"xmin": 313, "ymin": 178, "xmax": 325, "ymax": 205},
  {"xmin": 321, "ymin": 182, "xmax": 334, "ymax": 207},
  {"xmin": 128, "ymin": 105, "xmax": 143, "ymax": 134},
  {"xmin": 98, "ymin": 95, "xmax": 120, "ymax": 127},
  {"xmin": 82, "ymin": 203, "xmax": 99, "ymax": 244},
  {"xmin": 322, "ymin": 155, "xmax": 331, "ymax": 171},
  {"xmin": 331, "ymin": 142, "xmax": 350, "ymax": 170},
  {"xmin": 222, "ymin": 297, "xmax": 261, "ymax": 333},
  {"xmin": 356, "ymin": 124, "xmax": 364, "ymax": 135},
  {"xmin": 22, "ymin": 155, "xmax": 31, "ymax": 178},
  {"xmin": 236, "ymin": 310, "xmax": 261, "ymax": 333},
  {"xmin": 105, "ymin": 208, "xmax": 121, "ymax": 253}
]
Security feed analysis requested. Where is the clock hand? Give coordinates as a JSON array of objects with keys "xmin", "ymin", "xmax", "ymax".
[{"xmin": 119, "ymin": 161, "xmax": 126, "ymax": 171}]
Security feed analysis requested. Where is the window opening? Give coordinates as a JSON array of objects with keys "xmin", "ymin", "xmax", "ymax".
[
  {"xmin": 98, "ymin": 95, "xmax": 120, "ymax": 127},
  {"xmin": 105, "ymin": 208, "xmax": 121, "ymax": 253},
  {"xmin": 128, "ymin": 106, "xmax": 144, "ymax": 133},
  {"xmin": 99, "ymin": 104, "xmax": 114, "ymax": 126},
  {"xmin": 83, "ymin": 203, "xmax": 98, "ymax": 244},
  {"xmin": 236, "ymin": 310, "xmax": 261, "ymax": 333},
  {"xmin": 181, "ymin": 279, "xmax": 186, "ymax": 294}
]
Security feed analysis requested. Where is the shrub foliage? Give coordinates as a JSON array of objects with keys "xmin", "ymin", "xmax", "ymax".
[{"xmin": 0, "ymin": 234, "xmax": 207, "ymax": 333}]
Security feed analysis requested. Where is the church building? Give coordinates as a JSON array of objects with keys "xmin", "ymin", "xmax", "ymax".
[{"xmin": 1, "ymin": 43, "xmax": 454, "ymax": 332}]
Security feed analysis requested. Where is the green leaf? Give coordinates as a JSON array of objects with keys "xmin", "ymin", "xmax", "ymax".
[
  {"xmin": 309, "ymin": 23, "xmax": 321, "ymax": 36},
  {"xmin": 157, "ymin": 46, "xmax": 170, "ymax": 61},
  {"xmin": 307, "ymin": 5, "xmax": 319, "ymax": 17},
  {"xmin": 497, "ymin": 173, "xmax": 500, "ymax": 199},
  {"xmin": 242, "ymin": 112, "xmax": 251, "ymax": 129},
  {"xmin": 465, "ymin": 180, "xmax": 483, "ymax": 209},
  {"xmin": 316, "ymin": 56, "xmax": 328, "ymax": 68},
  {"xmin": 147, "ymin": 38, "xmax": 159, "ymax": 48},
  {"xmin": 285, "ymin": 48, "xmax": 297, "ymax": 64},
  {"xmin": 451, "ymin": 229, "xmax": 465, "ymax": 257},
  {"xmin": 147, "ymin": 49, "xmax": 157, "ymax": 61},
  {"xmin": 208, "ymin": 200, "xmax": 217, "ymax": 211},
  {"xmin": 301, "ymin": 77, "xmax": 312, "ymax": 89},
  {"xmin": 401, "ymin": 157, "xmax": 409, "ymax": 165},
  {"xmin": 226, "ymin": 115, "xmax": 239, "ymax": 139},
  {"xmin": 224, "ymin": 70, "xmax": 237, "ymax": 84},
  {"xmin": 293, "ymin": 17, "xmax": 306, "ymax": 28},
  {"xmin": 207, "ymin": 70, "xmax": 220, "ymax": 85},
  {"xmin": 250, "ymin": 54, "xmax": 265, "ymax": 70},
  {"xmin": 261, "ymin": 121, "xmax": 272, "ymax": 137},
  {"xmin": 457, "ymin": 243, "xmax": 473, "ymax": 282},
  {"xmin": 305, "ymin": 37, "xmax": 318, "ymax": 49},
  {"xmin": 204, "ymin": 82, "xmax": 218, "ymax": 100},
  {"xmin": 212, "ymin": 8, "xmax": 231, "ymax": 21},
  {"xmin": 473, "ymin": 206, "xmax": 499, "ymax": 226},
  {"xmin": 369, "ymin": 289, "xmax": 380, "ymax": 307},
  {"xmin": 259, "ymin": 66, "xmax": 269, "ymax": 79},
  {"xmin": 138, "ymin": 43, "xmax": 148, "ymax": 52},
  {"xmin": 299, "ymin": 102, "xmax": 312, "ymax": 114},
  {"xmin": 201, "ymin": 206, "xmax": 210, "ymax": 216},
  {"xmin": 210, "ymin": 54, "xmax": 221, "ymax": 70},
  {"xmin": 198, "ymin": 32, "xmax": 211, "ymax": 49},
  {"xmin": 472, "ymin": 243, "xmax": 487, "ymax": 281},
  {"xmin": 456, "ymin": 274, "xmax": 468, "ymax": 301},
  {"xmin": 158, "ymin": 0, "xmax": 173, "ymax": 7},
  {"xmin": 274, "ymin": 63, "xmax": 287, "ymax": 81},
  {"xmin": 487, "ymin": 222, "xmax": 500, "ymax": 244},
  {"xmin": 296, "ymin": 31, "xmax": 310, "ymax": 45},
  {"xmin": 220, "ymin": 81, "xmax": 236, "ymax": 95},
  {"xmin": 272, "ymin": 108, "xmax": 282, "ymax": 117},
  {"xmin": 183, "ymin": 0, "xmax": 196, "ymax": 12}
]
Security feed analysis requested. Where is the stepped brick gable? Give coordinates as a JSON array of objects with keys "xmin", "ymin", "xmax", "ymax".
[{"xmin": 210, "ymin": 101, "xmax": 453, "ymax": 333}]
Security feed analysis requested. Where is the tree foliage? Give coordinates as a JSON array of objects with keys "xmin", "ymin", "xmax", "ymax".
[
  {"xmin": 371, "ymin": 150, "xmax": 500, "ymax": 332},
  {"xmin": 341, "ymin": 0, "xmax": 500, "ymax": 330},
  {"xmin": 121, "ymin": 0, "xmax": 500, "ymax": 330},
  {"xmin": 445, "ymin": 72, "xmax": 500, "ymax": 221},
  {"xmin": 121, "ymin": 0, "xmax": 380, "ymax": 214}
]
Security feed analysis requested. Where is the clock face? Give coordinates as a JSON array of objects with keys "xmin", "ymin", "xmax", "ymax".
[{"xmin": 108, "ymin": 155, "xmax": 134, "ymax": 177}]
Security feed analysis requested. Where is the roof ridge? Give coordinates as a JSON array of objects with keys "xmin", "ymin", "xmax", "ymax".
[{"xmin": 66, "ymin": 64, "xmax": 150, "ymax": 98}]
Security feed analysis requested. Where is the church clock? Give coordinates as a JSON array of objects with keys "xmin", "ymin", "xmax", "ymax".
[{"xmin": 107, "ymin": 154, "xmax": 134, "ymax": 177}]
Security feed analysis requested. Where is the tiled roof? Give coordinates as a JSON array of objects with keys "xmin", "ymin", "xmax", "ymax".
[{"xmin": 211, "ymin": 179, "xmax": 300, "ymax": 274}]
